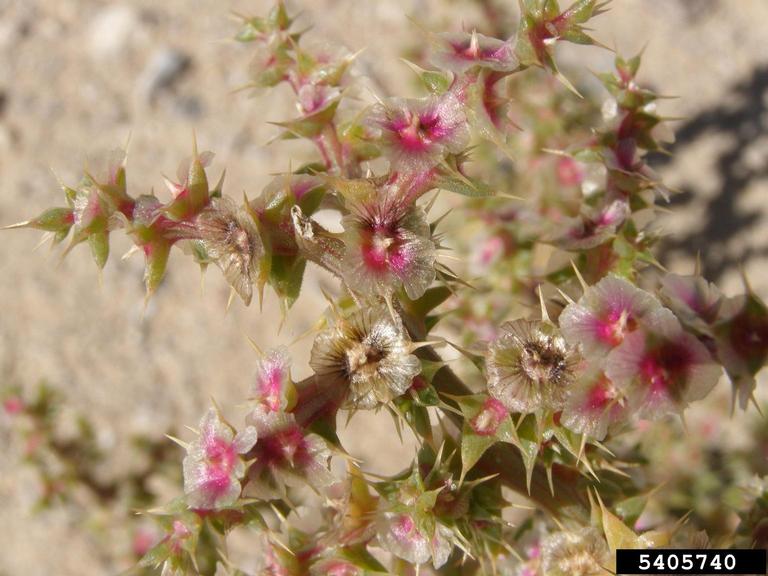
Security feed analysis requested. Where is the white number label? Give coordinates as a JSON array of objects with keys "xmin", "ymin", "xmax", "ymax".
[{"xmin": 639, "ymin": 553, "xmax": 650, "ymax": 570}]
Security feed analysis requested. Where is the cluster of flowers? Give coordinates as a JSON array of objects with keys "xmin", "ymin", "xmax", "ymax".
[{"xmin": 6, "ymin": 0, "xmax": 768, "ymax": 574}]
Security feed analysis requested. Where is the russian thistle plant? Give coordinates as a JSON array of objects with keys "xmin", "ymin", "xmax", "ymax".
[{"xmin": 4, "ymin": 1, "xmax": 768, "ymax": 574}]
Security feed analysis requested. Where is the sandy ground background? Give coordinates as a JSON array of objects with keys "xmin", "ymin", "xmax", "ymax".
[{"xmin": 0, "ymin": 0, "xmax": 767, "ymax": 573}]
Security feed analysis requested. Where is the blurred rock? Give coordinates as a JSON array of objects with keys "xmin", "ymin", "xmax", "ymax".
[
  {"xmin": 138, "ymin": 48, "xmax": 191, "ymax": 103},
  {"xmin": 173, "ymin": 94, "xmax": 204, "ymax": 119}
]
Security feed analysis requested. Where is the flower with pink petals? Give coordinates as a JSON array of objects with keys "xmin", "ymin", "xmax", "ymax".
[
  {"xmin": 431, "ymin": 31, "xmax": 518, "ymax": 73},
  {"xmin": 342, "ymin": 195, "xmax": 436, "ymax": 300},
  {"xmin": 486, "ymin": 319, "xmax": 578, "ymax": 413},
  {"xmin": 182, "ymin": 407, "xmax": 257, "ymax": 510},
  {"xmin": 309, "ymin": 558, "xmax": 361, "ymax": 576},
  {"xmin": 560, "ymin": 367, "xmax": 626, "ymax": 440},
  {"xmin": 605, "ymin": 313, "xmax": 721, "ymax": 418},
  {"xmin": 552, "ymin": 199, "xmax": 629, "ymax": 251},
  {"xmin": 559, "ymin": 275, "xmax": 663, "ymax": 357},
  {"xmin": 244, "ymin": 410, "xmax": 333, "ymax": 500},
  {"xmin": 556, "ymin": 156, "xmax": 585, "ymax": 187},
  {"xmin": 376, "ymin": 512, "xmax": 454, "ymax": 568},
  {"xmin": 469, "ymin": 397, "xmax": 510, "ymax": 436},
  {"xmin": 367, "ymin": 94, "xmax": 470, "ymax": 172},
  {"xmin": 714, "ymin": 291, "xmax": 768, "ymax": 409},
  {"xmin": 252, "ymin": 346, "xmax": 294, "ymax": 413},
  {"xmin": 660, "ymin": 273, "xmax": 722, "ymax": 332}
]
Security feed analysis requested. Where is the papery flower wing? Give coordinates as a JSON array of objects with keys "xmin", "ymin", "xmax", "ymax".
[
  {"xmin": 196, "ymin": 197, "xmax": 264, "ymax": 305},
  {"xmin": 233, "ymin": 425, "xmax": 258, "ymax": 454},
  {"xmin": 660, "ymin": 273, "xmax": 722, "ymax": 330},
  {"xmin": 559, "ymin": 275, "xmax": 662, "ymax": 357},
  {"xmin": 560, "ymin": 367, "xmax": 625, "ymax": 440},
  {"xmin": 391, "ymin": 207, "xmax": 437, "ymax": 300},
  {"xmin": 605, "ymin": 315, "xmax": 721, "ymax": 418},
  {"xmin": 182, "ymin": 408, "xmax": 246, "ymax": 510},
  {"xmin": 377, "ymin": 513, "xmax": 432, "ymax": 566},
  {"xmin": 431, "ymin": 31, "xmax": 518, "ymax": 73},
  {"xmin": 367, "ymin": 94, "xmax": 469, "ymax": 172},
  {"xmin": 253, "ymin": 346, "xmax": 293, "ymax": 412}
]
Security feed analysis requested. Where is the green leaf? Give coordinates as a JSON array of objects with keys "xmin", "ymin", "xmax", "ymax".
[
  {"xmin": 436, "ymin": 171, "xmax": 495, "ymax": 198},
  {"xmin": 516, "ymin": 414, "xmax": 541, "ymax": 493},
  {"xmin": 88, "ymin": 231, "xmax": 110, "ymax": 270},
  {"xmin": 268, "ymin": 253, "xmax": 306, "ymax": 308},
  {"xmin": 408, "ymin": 285, "xmax": 452, "ymax": 318},
  {"xmin": 338, "ymin": 545, "xmax": 389, "ymax": 573},
  {"xmin": 144, "ymin": 241, "xmax": 172, "ymax": 297},
  {"xmin": 273, "ymin": 100, "xmax": 340, "ymax": 139},
  {"xmin": 461, "ymin": 429, "xmax": 498, "ymax": 479},
  {"xmin": 614, "ymin": 493, "xmax": 649, "ymax": 527},
  {"xmin": 403, "ymin": 59, "xmax": 453, "ymax": 94}
]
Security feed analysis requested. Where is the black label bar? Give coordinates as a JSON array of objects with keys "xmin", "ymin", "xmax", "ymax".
[{"xmin": 616, "ymin": 549, "xmax": 766, "ymax": 575}]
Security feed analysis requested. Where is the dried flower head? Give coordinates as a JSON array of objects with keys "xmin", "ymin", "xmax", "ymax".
[
  {"xmin": 196, "ymin": 197, "xmax": 264, "ymax": 305},
  {"xmin": 560, "ymin": 275, "xmax": 663, "ymax": 357},
  {"xmin": 541, "ymin": 528, "xmax": 611, "ymax": 576},
  {"xmin": 486, "ymin": 319, "xmax": 578, "ymax": 413},
  {"xmin": 182, "ymin": 407, "xmax": 257, "ymax": 510},
  {"xmin": 367, "ymin": 94, "xmax": 470, "ymax": 172},
  {"xmin": 310, "ymin": 306, "xmax": 421, "ymax": 409},
  {"xmin": 605, "ymin": 312, "xmax": 721, "ymax": 418},
  {"xmin": 342, "ymin": 196, "xmax": 436, "ymax": 300}
]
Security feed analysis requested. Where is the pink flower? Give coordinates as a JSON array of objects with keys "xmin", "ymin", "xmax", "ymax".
[
  {"xmin": 342, "ymin": 193, "xmax": 436, "ymax": 300},
  {"xmin": 469, "ymin": 233, "xmax": 506, "ymax": 275},
  {"xmin": 559, "ymin": 275, "xmax": 663, "ymax": 358},
  {"xmin": 244, "ymin": 410, "xmax": 333, "ymax": 500},
  {"xmin": 660, "ymin": 273, "xmax": 722, "ymax": 332},
  {"xmin": 309, "ymin": 559, "xmax": 360, "ymax": 576},
  {"xmin": 3, "ymin": 396, "xmax": 24, "ymax": 416},
  {"xmin": 132, "ymin": 527, "xmax": 160, "ymax": 558},
  {"xmin": 297, "ymin": 83, "xmax": 341, "ymax": 116},
  {"xmin": 377, "ymin": 512, "xmax": 453, "ymax": 568},
  {"xmin": 605, "ymin": 313, "xmax": 721, "ymax": 418},
  {"xmin": 714, "ymin": 291, "xmax": 768, "ymax": 409},
  {"xmin": 556, "ymin": 156, "xmax": 585, "ymax": 187},
  {"xmin": 182, "ymin": 407, "xmax": 257, "ymax": 510},
  {"xmin": 552, "ymin": 199, "xmax": 629, "ymax": 251},
  {"xmin": 560, "ymin": 367, "xmax": 626, "ymax": 440},
  {"xmin": 430, "ymin": 31, "xmax": 518, "ymax": 73},
  {"xmin": 367, "ymin": 94, "xmax": 470, "ymax": 172},
  {"xmin": 252, "ymin": 347, "xmax": 294, "ymax": 413},
  {"xmin": 469, "ymin": 397, "xmax": 510, "ymax": 436}
]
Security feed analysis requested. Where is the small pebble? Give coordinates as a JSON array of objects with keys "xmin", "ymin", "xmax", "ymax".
[{"xmin": 139, "ymin": 48, "xmax": 191, "ymax": 103}]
